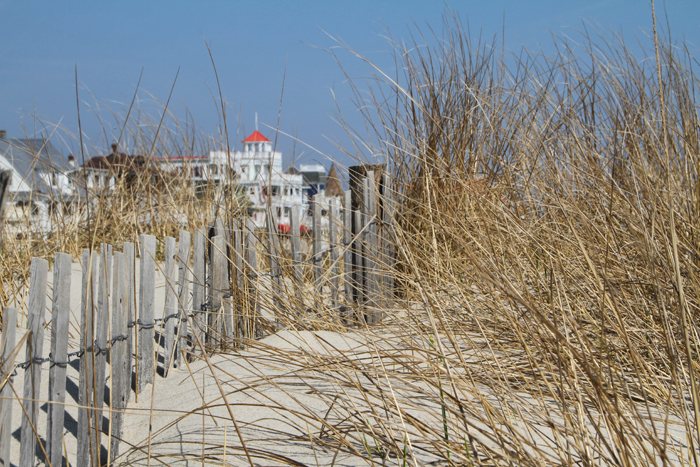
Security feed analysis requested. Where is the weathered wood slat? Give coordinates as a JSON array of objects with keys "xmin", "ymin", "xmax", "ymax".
[
  {"xmin": 353, "ymin": 208, "xmax": 364, "ymax": 319},
  {"xmin": 176, "ymin": 230, "xmax": 191, "ymax": 367},
  {"xmin": 233, "ymin": 219, "xmax": 244, "ymax": 345},
  {"xmin": 137, "ymin": 235, "xmax": 156, "ymax": 394},
  {"xmin": 214, "ymin": 217, "xmax": 225, "ymax": 238},
  {"xmin": 265, "ymin": 209, "xmax": 283, "ymax": 327},
  {"xmin": 163, "ymin": 236, "xmax": 177, "ymax": 376},
  {"xmin": 0, "ymin": 306, "xmax": 17, "ymax": 467},
  {"xmin": 312, "ymin": 194, "xmax": 323, "ymax": 294},
  {"xmin": 192, "ymin": 227, "xmax": 207, "ymax": 354},
  {"xmin": 245, "ymin": 218, "xmax": 260, "ymax": 340},
  {"xmin": 109, "ymin": 251, "xmax": 125, "ymax": 462},
  {"xmin": 290, "ymin": 205, "xmax": 304, "ymax": 312},
  {"xmin": 210, "ymin": 235, "xmax": 226, "ymax": 348},
  {"xmin": 46, "ymin": 252, "xmax": 72, "ymax": 467},
  {"xmin": 77, "ymin": 250, "xmax": 98, "ymax": 467},
  {"xmin": 19, "ymin": 257, "xmax": 48, "ymax": 467},
  {"xmin": 343, "ymin": 191, "xmax": 354, "ymax": 322},
  {"xmin": 381, "ymin": 172, "xmax": 396, "ymax": 305},
  {"xmin": 329, "ymin": 198, "xmax": 340, "ymax": 308},
  {"xmin": 94, "ymin": 244, "xmax": 112, "ymax": 441},
  {"xmin": 223, "ymin": 296, "xmax": 233, "ymax": 344},
  {"xmin": 365, "ymin": 172, "xmax": 381, "ymax": 322},
  {"xmin": 123, "ymin": 242, "xmax": 135, "ymax": 405}
]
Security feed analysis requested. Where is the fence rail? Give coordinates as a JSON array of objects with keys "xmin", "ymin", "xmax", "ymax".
[{"xmin": 0, "ymin": 168, "xmax": 395, "ymax": 467}]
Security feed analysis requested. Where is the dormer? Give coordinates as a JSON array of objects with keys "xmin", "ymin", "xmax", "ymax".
[{"xmin": 242, "ymin": 130, "xmax": 272, "ymax": 153}]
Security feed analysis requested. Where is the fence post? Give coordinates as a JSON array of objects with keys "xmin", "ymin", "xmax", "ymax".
[
  {"xmin": 245, "ymin": 218, "xmax": 260, "ymax": 340},
  {"xmin": 77, "ymin": 250, "xmax": 97, "ymax": 467},
  {"xmin": 0, "ymin": 306, "xmax": 17, "ymax": 467},
  {"xmin": 210, "ymin": 235, "xmax": 226, "ymax": 348},
  {"xmin": 94, "ymin": 244, "xmax": 112, "ymax": 442},
  {"xmin": 329, "ymin": 198, "xmax": 340, "ymax": 309},
  {"xmin": 265, "ymin": 209, "xmax": 283, "ymax": 327},
  {"xmin": 109, "ymin": 251, "xmax": 125, "ymax": 463},
  {"xmin": 290, "ymin": 205, "xmax": 304, "ymax": 313},
  {"xmin": 312, "ymin": 194, "xmax": 323, "ymax": 298},
  {"xmin": 176, "ymin": 230, "xmax": 191, "ymax": 367},
  {"xmin": 354, "ymin": 201, "xmax": 364, "ymax": 322},
  {"xmin": 123, "ymin": 242, "xmax": 135, "ymax": 405},
  {"xmin": 381, "ymin": 173, "xmax": 396, "ymax": 305},
  {"xmin": 365, "ymin": 172, "xmax": 381, "ymax": 322},
  {"xmin": 46, "ymin": 252, "xmax": 72, "ymax": 467},
  {"xmin": 137, "ymin": 235, "xmax": 156, "ymax": 394},
  {"xmin": 233, "ymin": 219, "xmax": 244, "ymax": 346},
  {"xmin": 343, "ymin": 191, "xmax": 354, "ymax": 322},
  {"xmin": 19, "ymin": 258, "xmax": 48, "ymax": 467},
  {"xmin": 192, "ymin": 227, "xmax": 207, "ymax": 355},
  {"xmin": 163, "ymin": 236, "xmax": 178, "ymax": 376}
]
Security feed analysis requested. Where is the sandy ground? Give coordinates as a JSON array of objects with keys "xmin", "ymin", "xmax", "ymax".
[
  {"xmin": 1, "ymin": 257, "xmax": 394, "ymax": 467},
  {"xmin": 1, "ymin": 258, "xmax": 693, "ymax": 466}
]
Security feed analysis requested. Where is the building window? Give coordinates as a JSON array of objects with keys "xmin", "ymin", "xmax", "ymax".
[
  {"xmin": 271, "ymin": 185, "xmax": 280, "ymax": 196},
  {"xmin": 277, "ymin": 207, "xmax": 282, "ymax": 217},
  {"xmin": 250, "ymin": 186, "xmax": 255, "ymax": 196}
]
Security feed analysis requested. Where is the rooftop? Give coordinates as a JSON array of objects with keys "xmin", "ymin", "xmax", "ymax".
[{"xmin": 242, "ymin": 130, "xmax": 271, "ymax": 143}]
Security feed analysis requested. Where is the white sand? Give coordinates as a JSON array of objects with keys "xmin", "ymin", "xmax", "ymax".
[{"xmin": 1, "ymin": 259, "xmax": 692, "ymax": 466}]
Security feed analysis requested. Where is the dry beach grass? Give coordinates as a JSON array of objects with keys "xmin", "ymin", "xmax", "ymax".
[{"xmin": 2, "ymin": 10, "xmax": 700, "ymax": 466}]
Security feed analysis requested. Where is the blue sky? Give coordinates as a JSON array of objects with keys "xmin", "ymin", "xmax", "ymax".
[{"xmin": 1, "ymin": 1, "xmax": 699, "ymax": 169}]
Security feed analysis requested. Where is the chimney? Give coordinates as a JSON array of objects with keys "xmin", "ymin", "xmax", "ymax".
[
  {"xmin": 111, "ymin": 142, "xmax": 118, "ymax": 154},
  {"xmin": 68, "ymin": 154, "xmax": 76, "ymax": 168},
  {"xmin": 0, "ymin": 130, "xmax": 6, "ymax": 139}
]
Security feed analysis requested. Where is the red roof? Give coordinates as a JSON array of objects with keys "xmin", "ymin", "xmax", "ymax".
[{"xmin": 242, "ymin": 130, "xmax": 271, "ymax": 143}]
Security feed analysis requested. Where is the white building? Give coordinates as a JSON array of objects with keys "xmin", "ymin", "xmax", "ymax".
[
  {"xmin": 158, "ymin": 130, "xmax": 309, "ymax": 229},
  {"xmin": 0, "ymin": 132, "xmax": 74, "ymax": 233}
]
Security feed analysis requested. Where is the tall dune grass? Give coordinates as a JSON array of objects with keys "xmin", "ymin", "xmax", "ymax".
[
  {"xmin": 125, "ymin": 16, "xmax": 700, "ymax": 467},
  {"xmin": 2, "ymin": 12, "xmax": 700, "ymax": 467},
  {"xmin": 302, "ymin": 13, "xmax": 700, "ymax": 466}
]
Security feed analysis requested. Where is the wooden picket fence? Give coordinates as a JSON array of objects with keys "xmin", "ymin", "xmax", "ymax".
[{"xmin": 0, "ymin": 169, "xmax": 395, "ymax": 467}]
